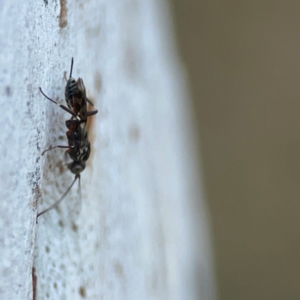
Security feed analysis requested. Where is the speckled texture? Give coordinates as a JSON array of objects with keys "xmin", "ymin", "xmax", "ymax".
[{"xmin": 0, "ymin": 1, "xmax": 215, "ymax": 300}]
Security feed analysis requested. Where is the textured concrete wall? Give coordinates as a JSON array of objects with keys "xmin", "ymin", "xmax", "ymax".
[{"xmin": 0, "ymin": 1, "xmax": 215, "ymax": 299}]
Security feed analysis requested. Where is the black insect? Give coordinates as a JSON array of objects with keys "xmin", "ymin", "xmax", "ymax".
[{"xmin": 37, "ymin": 58, "xmax": 98, "ymax": 220}]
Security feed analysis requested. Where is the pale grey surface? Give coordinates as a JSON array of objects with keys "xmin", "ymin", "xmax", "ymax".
[{"xmin": 0, "ymin": 1, "xmax": 215, "ymax": 300}]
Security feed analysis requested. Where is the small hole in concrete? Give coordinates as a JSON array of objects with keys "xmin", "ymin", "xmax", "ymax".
[
  {"xmin": 72, "ymin": 222, "xmax": 78, "ymax": 232},
  {"xmin": 5, "ymin": 86, "xmax": 11, "ymax": 96},
  {"xmin": 79, "ymin": 286, "xmax": 86, "ymax": 298}
]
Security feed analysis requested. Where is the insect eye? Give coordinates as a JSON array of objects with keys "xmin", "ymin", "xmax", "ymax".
[{"xmin": 68, "ymin": 161, "xmax": 86, "ymax": 174}]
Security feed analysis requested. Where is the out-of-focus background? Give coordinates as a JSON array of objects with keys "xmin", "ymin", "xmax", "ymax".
[{"xmin": 170, "ymin": 1, "xmax": 300, "ymax": 300}]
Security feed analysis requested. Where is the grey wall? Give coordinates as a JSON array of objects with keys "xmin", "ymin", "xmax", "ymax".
[{"xmin": 171, "ymin": 1, "xmax": 300, "ymax": 299}]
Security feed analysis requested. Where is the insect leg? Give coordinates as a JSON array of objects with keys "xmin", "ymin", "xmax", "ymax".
[
  {"xmin": 86, "ymin": 110, "xmax": 98, "ymax": 117},
  {"xmin": 39, "ymin": 87, "xmax": 78, "ymax": 118},
  {"xmin": 36, "ymin": 174, "xmax": 79, "ymax": 221},
  {"xmin": 42, "ymin": 145, "xmax": 71, "ymax": 156},
  {"xmin": 86, "ymin": 98, "xmax": 94, "ymax": 107}
]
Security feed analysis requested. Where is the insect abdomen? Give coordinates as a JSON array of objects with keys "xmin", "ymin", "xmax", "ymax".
[{"xmin": 65, "ymin": 78, "xmax": 77, "ymax": 106}]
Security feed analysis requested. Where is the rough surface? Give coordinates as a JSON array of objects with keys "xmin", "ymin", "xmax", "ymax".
[{"xmin": 0, "ymin": 1, "xmax": 216, "ymax": 300}]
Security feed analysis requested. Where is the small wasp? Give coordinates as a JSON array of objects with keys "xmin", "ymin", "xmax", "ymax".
[{"xmin": 37, "ymin": 58, "xmax": 98, "ymax": 219}]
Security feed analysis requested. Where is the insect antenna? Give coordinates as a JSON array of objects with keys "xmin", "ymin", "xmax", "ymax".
[
  {"xmin": 69, "ymin": 57, "xmax": 74, "ymax": 79},
  {"xmin": 78, "ymin": 173, "xmax": 82, "ymax": 201},
  {"xmin": 76, "ymin": 173, "xmax": 83, "ymax": 214},
  {"xmin": 37, "ymin": 174, "xmax": 79, "ymax": 221}
]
